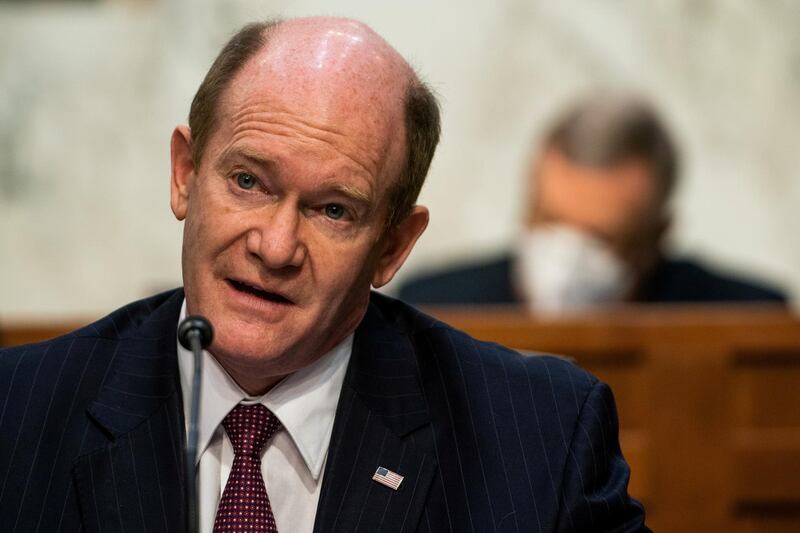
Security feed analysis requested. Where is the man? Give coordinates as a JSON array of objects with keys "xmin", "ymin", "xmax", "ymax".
[
  {"xmin": 399, "ymin": 94, "xmax": 786, "ymax": 311},
  {"xmin": 0, "ymin": 18, "xmax": 646, "ymax": 532}
]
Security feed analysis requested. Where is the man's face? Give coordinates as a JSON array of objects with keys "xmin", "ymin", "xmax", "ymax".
[
  {"xmin": 169, "ymin": 26, "xmax": 427, "ymax": 392},
  {"xmin": 529, "ymin": 147, "xmax": 665, "ymax": 261}
]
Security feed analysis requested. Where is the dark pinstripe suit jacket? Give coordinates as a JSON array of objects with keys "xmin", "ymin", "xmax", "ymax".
[{"xmin": 0, "ymin": 288, "xmax": 647, "ymax": 532}]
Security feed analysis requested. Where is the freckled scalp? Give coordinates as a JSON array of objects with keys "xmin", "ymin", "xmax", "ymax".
[
  {"xmin": 189, "ymin": 20, "xmax": 281, "ymax": 170},
  {"xmin": 189, "ymin": 16, "xmax": 441, "ymax": 227}
]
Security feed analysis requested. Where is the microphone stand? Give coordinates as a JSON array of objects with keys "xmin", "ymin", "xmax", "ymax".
[{"xmin": 178, "ymin": 316, "xmax": 214, "ymax": 533}]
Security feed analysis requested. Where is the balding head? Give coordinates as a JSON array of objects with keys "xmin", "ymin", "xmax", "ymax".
[
  {"xmin": 247, "ymin": 17, "xmax": 414, "ymax": 122},
  {"xmin": 171, "ymin": 18, "xmax": 438, "ymax": 393},
  {"xmin": 189, "ymin": 17, "xmax": 439, "ymax": 227}
]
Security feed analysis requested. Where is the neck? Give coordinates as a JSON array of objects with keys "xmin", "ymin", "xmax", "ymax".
[
  {"xmin": 232, "ymin": 373, "xmax": 285, "ymax": 397},
  {"xmin": 212, "ymin": 356, "xmax": 288, "ymax": 397}
]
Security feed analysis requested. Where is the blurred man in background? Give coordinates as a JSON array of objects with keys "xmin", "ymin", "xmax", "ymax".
[{"xmin": 400, "ymin": 93, "xmax": 786, "ymax": 312}]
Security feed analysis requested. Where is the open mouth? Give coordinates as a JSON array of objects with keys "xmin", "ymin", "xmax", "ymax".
[{"xmin": 228, "ymin": 279, "xmax": 292, "ymax": 304}]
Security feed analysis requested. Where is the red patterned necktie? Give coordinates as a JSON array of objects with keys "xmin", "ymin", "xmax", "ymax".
[{"xmin": 213, "ymin": 403, "xmax": 282, "ymax": 533}]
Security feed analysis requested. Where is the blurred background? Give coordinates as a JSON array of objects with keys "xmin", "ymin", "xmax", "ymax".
[
  {"xmin": 1, "ymin": 0, "xmax": 799, "ymax": 319},
  {"xmin": 2, "ymin": 3, "xmax": 800, "ymax": 531}
]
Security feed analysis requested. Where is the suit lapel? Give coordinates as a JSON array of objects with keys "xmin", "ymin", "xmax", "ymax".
[
  {"xmin": 75, "ymin": 290, "xmax": 186, "ymax": 533},
  {"xmin": 72, "ymin": 290, "xmax": 438, "ymax": 532},
  {"xmin": 314, "ymin": 296, "xmax": 437, "ymax": 533}
]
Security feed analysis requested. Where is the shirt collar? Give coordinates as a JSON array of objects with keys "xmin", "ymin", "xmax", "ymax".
[{"xmin": 177, "ymin": 299, "xmax": 352, "ymax": 480}]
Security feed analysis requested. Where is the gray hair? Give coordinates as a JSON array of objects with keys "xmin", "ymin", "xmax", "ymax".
[{"xmin": 544, "ymin": 93, "xmax": 679, "ymax": 200}]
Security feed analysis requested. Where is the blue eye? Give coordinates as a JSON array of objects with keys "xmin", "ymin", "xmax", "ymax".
[
  {"xmin": 236, "ymin": 172, "xmax": 256, "ymax": 190},
  {"xmin": 324, "ymin": 204, "xmax": 345, "ymax": 220}
]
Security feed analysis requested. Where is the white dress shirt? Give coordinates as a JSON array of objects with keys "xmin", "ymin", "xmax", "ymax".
[{"xmin": 177, "ymin": 300, "xmax": 352, "ymax": 533}]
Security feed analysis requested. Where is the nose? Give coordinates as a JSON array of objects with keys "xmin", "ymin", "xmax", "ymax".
[{"xmin": 246, "ymin": 202, "xmax": 307, "ymax": 270}]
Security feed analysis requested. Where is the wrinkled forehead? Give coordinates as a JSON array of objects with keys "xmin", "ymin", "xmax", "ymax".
[{"xmin": 220, "ymin": 19, "xmax": 410, "ymax": 177}]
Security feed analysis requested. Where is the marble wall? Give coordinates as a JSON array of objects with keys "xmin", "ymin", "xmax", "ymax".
[{"xmin": 1, "ymin": 0, "xmax": 798, "ymax": 317}]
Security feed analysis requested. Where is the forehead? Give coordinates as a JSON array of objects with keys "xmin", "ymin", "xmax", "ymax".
[
  {"xmin": 541, "ymin": 151, "xmax": 657, "ymax": 188},
  {"xmin": 216, "ymin": 22, "xmax": 409, "ymax": 184}
]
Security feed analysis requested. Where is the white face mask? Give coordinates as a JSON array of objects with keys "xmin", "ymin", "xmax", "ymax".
[{"xmin": 515, "ymin": 224, "xmax": 632, "ymax": 314}]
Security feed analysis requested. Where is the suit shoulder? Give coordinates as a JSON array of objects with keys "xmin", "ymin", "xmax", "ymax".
[
  {"xmin": 432, "ymin": 323, "xmax": 598, "ymax": 399},
  {"xmin": 0, "ymin": 289, "xmax": 182, "ymax": 388},
  {"xmin": 0, "ymin": 334, "xmax": 121, "ymax": 456},
  {"xmin": 397, "ymin": 254, "xmax": 516, "ymax": 304},
  {"xmin": 0, "ymin": 290, "xmax": 183, "ymax": 445},
  {"xmin": 372, "ymin": 292, "xmax": 599, "ymax": 403},
  {"xmin": 73, "ymin": 288, "xmax": 184, "ymax": 340},
  {"xmin": 643, "ymin": 258, "xmax": 786, "ymax": 303},
  {"xmin": 0, "ymin": 334, "xmax": 115, "ymax": 394}
]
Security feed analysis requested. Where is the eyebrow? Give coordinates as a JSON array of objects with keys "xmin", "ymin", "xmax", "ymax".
[
  {"xmin": 218, "ymin": 146, "xmax": 375, "ymax": 206},
  {"xmin": 216, "ymin": 146, "xmax": 275, "ymax": 174},
  {"xmin": 329, "ymin": 182, "xmax": 373, "ymax": 205}
]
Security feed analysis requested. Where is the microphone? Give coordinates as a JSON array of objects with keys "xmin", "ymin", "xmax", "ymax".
[
  {"xmin": 178, "ymin": 316, "xmax": 214, "ymax": 353},
  {"xmin": 178, "ymin": 315, "xmax": 214, "ymax": 533}
]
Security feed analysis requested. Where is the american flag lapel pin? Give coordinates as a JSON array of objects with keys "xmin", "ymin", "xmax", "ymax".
[{"xmin": 372, "ymin": 466, "xmax": 404, "ymax": 490}]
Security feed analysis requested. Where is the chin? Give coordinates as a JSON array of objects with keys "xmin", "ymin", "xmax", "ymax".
[
  {"xmin": 212, "ymin": 322, "xmax": 283, "ymax": 361},
  {"xmin": 208, "ymin": 335, "xmax": 293, "ymax": 395}
]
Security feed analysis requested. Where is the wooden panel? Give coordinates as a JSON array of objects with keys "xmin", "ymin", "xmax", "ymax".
[
  {"xmin": 0, "ymin": 322, "xmax": 87, "ymax": 347},
  {"xmin": 731, "ymin": 356, "xmax": 800, "ymax": 428},
  {"xmin": 619, "ymin": 429, "xmax": 648, "ymax": 503},
  {"xmin": 647, "ymin": 346, "xmax": 733, "ymax": 532},
  {"xmin": 5, "ymin": 305, "xmax": 800, "ymax": 531},
  {"xmin": 428, "ymin": 306, "xmax": 800, "ymax": 532},
  {"xmin": 584, "ymin": 362, "xmax": 647, "ymax": 430},
  {"xmin": 733, "ymin": 429, "xmax": 800, "ymax": 503},
  {"xmin": 733, "ymin": 515, "xmax": 800, "ymax": 533},
  {"xmin": 730, "ymin": 348, "xmax": 800, "ymax": 525}
]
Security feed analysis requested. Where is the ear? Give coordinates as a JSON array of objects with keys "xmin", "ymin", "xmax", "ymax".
[
  {"xmin": 653, "ymin": 212, "xmax": 672, "ymax": 246},
  {"xmin": 526, "ymin": 146, "xmax": 559, "ymax": 227},
  {"xmin": 170, "ymin": 125, "xmax": 195, "ymax": 221},
  {"xmin": 371, "ymin": 206, "xmax": 429, "ymax": 289}
]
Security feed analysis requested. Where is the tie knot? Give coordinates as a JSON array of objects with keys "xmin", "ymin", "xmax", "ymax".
[{"xmin": 222, "ymin": 403, "xmax": 281, "ymax": 457}]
